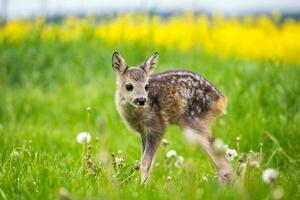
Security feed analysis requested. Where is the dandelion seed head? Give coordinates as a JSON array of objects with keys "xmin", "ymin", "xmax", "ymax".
[
  {"xmin": 175, "ymin": 155, "xmax": 184, "ymax": 167},
  {"xmin": 236, "ymin": 137, "xmax": 240, "ymax": 142},
  {"xmin": 262, "ymin": 168, "xmax": 279, "ymax": 184},
  {"xmin": 162, "ymin": 139, "xmax": 169, "ymax": 147},
  {"xmin": 213, "ymin": 139, "xmax": 225, "ymax": 154},
  {"xmin": 166, "ymin": 149, "xmax": 177, "ymax": 158},
  {"xmin": 115, "ymin": 157, "xmax": 125, "ymax": 163},
  {"xmin": 240, "ymin": 163, "xmax": 247, "ymax": 168},
  {"xmin": 76, "ymin": 132, "xmax": 91, "ymax": 144},
  {"xmin": 177, "ymin": 155, "xmax": 184, "ymax": 163},
  {"xmin": 166, "ymin": 176, "xmax": 171, "ymax": 182},
  {"xmin": 226, "ymin": 148, "xmax": 238, "ymax": 160}
]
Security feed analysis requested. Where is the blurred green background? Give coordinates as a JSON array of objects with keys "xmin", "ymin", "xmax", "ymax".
[{"xmin": 0, "ymin": 1, "xmax": 300, "ymax": 199}]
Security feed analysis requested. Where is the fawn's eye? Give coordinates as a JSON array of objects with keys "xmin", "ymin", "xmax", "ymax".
[
  {"xmin": 145, "ymin": 84, "xmax": 149, "ymax": 91},
  {"xmin": 125, "ymin": 84, "xmax": 133, "ymax": 91}
]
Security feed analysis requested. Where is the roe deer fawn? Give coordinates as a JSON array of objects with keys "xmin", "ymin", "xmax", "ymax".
[{"xmin": 112, "ymin": 52, "xmax": 234, "ymax": 184}]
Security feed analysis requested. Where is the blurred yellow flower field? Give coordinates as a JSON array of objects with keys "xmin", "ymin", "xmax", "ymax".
[{"xmin": 1, "ymin": 13, "xmax": 300, "ymax": 64}]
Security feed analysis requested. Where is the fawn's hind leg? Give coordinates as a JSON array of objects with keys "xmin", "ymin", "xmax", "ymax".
[
  {"xmin": 140, "ymin": 130, "xmax": 163, "ymax": 184},
  {"xmin": 183, "ymin": 122, "xmax": 234, "ymax": 183}
]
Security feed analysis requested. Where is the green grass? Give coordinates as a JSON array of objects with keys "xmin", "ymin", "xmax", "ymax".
[{"xmin": 0, "ymin": 39, "xmax": 300, "ymax": 200}]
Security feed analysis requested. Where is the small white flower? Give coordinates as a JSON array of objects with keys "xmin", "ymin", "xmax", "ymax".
[
  {"xmin": 240, "ymin": 162, "xmax": 247, "ymax": 169},
  {"xmin": 162, "ymin": 139, "xmax": 169, "ymax": 147},
  {"xmin": 115, "ymin": 157, "xmax": 125, "ymax": 163},
  {"xmin": 262, "ymin": 168, "xmax": 279, "ymax": 184},
  {"xmin": 213, "ymin": 139, "xmax": 225, "ymax": 154},
  {"xmin": 226, "ymin": 148, "xmax": 238, "ymax": 160},
  {"xmin": 166, "ymin": 176, "xmax": 171, "ymax": 182},
  {"xmin": 76, "ymin": 132, "xmax": 91, "ymax": 144},
  {"xmin": 166, "ymin": 150, "xmax": 177, "ymax": 158},
  {"xmin": 175, "ymin": 155, "xmax": 184, "ymax": 167}
]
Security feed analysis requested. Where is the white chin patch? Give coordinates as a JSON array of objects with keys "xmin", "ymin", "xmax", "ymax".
[{"xmin": 183, "ymin": 127, "xmax": 199, "ymax": 143}]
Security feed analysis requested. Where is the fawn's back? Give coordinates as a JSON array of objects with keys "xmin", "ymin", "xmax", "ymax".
[{"xmin": 147, "ymin": 70, "xmax": 227, "ymax": 125}]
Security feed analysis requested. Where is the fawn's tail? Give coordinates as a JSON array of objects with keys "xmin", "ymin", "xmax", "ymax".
[{"xmin": 211, "ymin": 96, "xmax": 227, "ymax": 116}]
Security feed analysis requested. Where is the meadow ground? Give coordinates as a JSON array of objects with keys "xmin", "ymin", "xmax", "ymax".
[{"xmin": 0, "ymin": 39, "xmax": 300, "ymax": 199}]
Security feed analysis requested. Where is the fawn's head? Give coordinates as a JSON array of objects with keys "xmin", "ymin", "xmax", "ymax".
[{"xmin": 112, "ymin": 52, "xmax": 158, "ymax": 107}]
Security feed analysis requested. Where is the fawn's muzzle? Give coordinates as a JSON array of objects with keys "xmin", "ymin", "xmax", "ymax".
[{"xmin": 134, "ymin": 97, "xmax": 146, "ymax": 106}]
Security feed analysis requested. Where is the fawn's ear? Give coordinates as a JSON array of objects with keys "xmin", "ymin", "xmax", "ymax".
[
  {"xmin": 140, "ymin": 52, "xmax": 158, "ymax": 75},
  {"xmin": 112, "ymin": 52, "xmax": 127, "ymax": 75}
]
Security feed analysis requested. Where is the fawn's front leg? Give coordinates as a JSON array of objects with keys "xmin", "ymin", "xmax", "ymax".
[{"xmin": 140, "ymin": 131, "xmax": 162, "ymax": 184}]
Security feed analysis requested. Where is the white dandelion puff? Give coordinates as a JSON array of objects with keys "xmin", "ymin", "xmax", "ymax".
[
  {"xmin": 175, "ymin": 155, "xmax": 184, "ymax": 167},
  {"xmin": 262, "ymin": 168, "xmax": 279, "ymax": 184},
  {"xmin": 115, "ymin": 157, "xmax": 125, "ymax": 164},
  {"xmin": 76, "ymin": 132, "xmax": 91, "ymax": 144},
  {"xmin": 248, "ymin": 151, "xmax": 260, "ymax": 168},
  {"xmin": 226, "ymin": 148, "xmax": 238, "ymax": 160},
  {"xmin": 166, "ymin": 176, "xmax": 171, "ymax": 182},
  {"xmin": 240, "ymin": 162, "xmax": 247, "ymax": 168},
  {"xmin": 166, "ymin": 150, "xmax": 177, "ymax": 158},
  {"xmin": 162, "ymin": 139, "xmax": 169, "ymax": 147},
  {"xmin": 213, "ymin": 139, "xmax": 225, "ymax": 154}
]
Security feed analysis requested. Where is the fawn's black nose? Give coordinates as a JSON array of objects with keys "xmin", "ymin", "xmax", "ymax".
[{"xmin": 134, "ymin": 98, "xmax": 146, "ymax": 106}]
